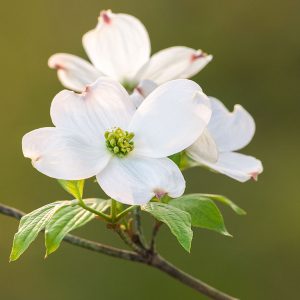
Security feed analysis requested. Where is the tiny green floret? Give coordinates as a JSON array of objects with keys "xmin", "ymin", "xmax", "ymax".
[
  {"xmin": 105, "ymin": 127, "xmax": 134, "ymax": 158},
  {"xmin": 122, "ymin": 81, "xmax": 137, "ymax": 94}
]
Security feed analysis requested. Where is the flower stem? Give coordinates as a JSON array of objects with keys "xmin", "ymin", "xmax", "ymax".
[
  {"xmin": 133, "ymin": 207, "xmax": 147, "ymax": 248},
  {"xmin": 115, "ymin": 226, "xmax": 146, "ymax": 255},
  {"xmin": 115, "ymin": 205, "xmax": 136, "ymax": 221},
  {"xmin": 150, "ymin": 221, "xmax": 162, "ymax": 252},
  {"xmin": 110, "ymin": 199, "xmax": 117, "ymax": 223},
  {"xmin": 78, "ymin": 199, "xmax": 111, "ymax": 222}
]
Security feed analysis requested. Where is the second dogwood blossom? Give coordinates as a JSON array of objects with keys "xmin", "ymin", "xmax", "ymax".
[
  {"xmin": 22, "ymin": 78, "xmax": 212, "ymax": 205},
  {"xmin": 187, "ymin": 98, "xmax": 263, "ymax": 182},
  {"xmin": 129, "ymin": 82, "xmax": 263, "ymax": 182},
  {"xmin": 48, "ymin": 10, "xmax": 212, "ymax": 92}
]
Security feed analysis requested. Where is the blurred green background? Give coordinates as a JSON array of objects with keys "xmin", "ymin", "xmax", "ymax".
[{"xmin": 0, "ymin": 0, "xmax": 299, "ymax": 299}]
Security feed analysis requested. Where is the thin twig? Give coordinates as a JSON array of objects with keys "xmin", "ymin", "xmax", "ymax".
[
  {"xmin": 132, "ymin": 206, "xmax": 147, "ymax": 248},
  {"xmin": 0, "ymin": 203, "xmax": 238, "ymax": 300},
  {"xmin": 63, "ymin": 234, "xmax": 144, "ymax": 262},
  {"xmin": 114, "ymin": 226, "xmax": 146, "ymax": 255},
  {"xmin": 150, "ymin": 221, "xmax": 162, "ymax": 252},
  {"xmin": 0, "ymin": 204, "xmax": 24, "ymax": 220},
  {"xmin": 151, "ymin": 255, "xmax": 238, "ymax": 300}
]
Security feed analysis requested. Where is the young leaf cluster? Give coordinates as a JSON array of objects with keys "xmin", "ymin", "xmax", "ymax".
[
  {"xmin": 10, "ymin": 179, "xmax": 245, "ymax": 259},
  {"xmin": 10, "ymin": 198, "xmax": 110, "ymax": 261}
]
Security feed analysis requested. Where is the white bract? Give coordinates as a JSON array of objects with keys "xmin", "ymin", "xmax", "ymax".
[
  {"xmin": 130, "ymin": 80, "xmax": 158, "ymax": 108},
  {"xmin": 48, "ymin": 10, "xmax": 212, "ymax": 92},
  {"xmin": 22, "ymin": 78, "xmax": 212, "ymax": 205},
  {"xmin": 117, "ymin": 81, "xmax": 263, "ymax": 182},
  {"xmin": 187, "ymin": 97, "xmax": 263, "ymax": 182}
]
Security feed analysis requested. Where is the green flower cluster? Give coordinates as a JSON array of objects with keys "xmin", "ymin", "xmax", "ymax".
[{"xmin": 105, "ymin": 127, "xmax": 135, "ymax": 157}]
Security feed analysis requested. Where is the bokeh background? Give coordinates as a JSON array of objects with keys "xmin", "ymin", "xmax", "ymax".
[{"xmin": 1, "ymin": 0, "xmax": 299, "ymax": 299}]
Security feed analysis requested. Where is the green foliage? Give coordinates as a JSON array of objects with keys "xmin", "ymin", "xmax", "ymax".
[
  {"xmin": 168, "ymin": 152, "xmax": 182, "ymax": 166},
  {"xmin": 170, "ymin": 195, "xmax": 231, "ymax": 236},
  {"xmin": 45, "ymin": 198, "xmax": 110, "ymax": 256},
  {"xmin": 10, "ymin": 199, "xmax": 109, "ymax": 261},
  {"xmin": 179, "ymin": 151, "xmax": 199, "ymax": 170},
  {"xmin": 142, "ymin": 202, "xmax": 193, "ymax": 252},
  {"xmin": 57, "ymin": 179, "xmax": 84, "ymax": 200},
  {"xmin": 199, "ymin": 194, "xmax": 246, "ymax": 215},
  {"xmin": 10, "ymin": 201, "xmax": 70, "ymax": 261},
  {"xmin": 9, "ymin": 190, "xmax": 244, "ymax": 261}
]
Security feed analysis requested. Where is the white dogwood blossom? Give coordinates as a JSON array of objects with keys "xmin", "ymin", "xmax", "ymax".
[
  {"xmin": 112, "ymin": 81, "xmax": 263, "ymax": 182},
  {"xmin": 129, "ymin": 80, "xmax": 158, "ymax": 108},
  {"xmin": 48, "ymin": 10, "xmax": 212, "ymax": 92},
  {"xmin": 187, "ymin": 97, "xmax": 263, "ymax": 182},
  {"xmin": 22, "ymin": 78, "xmax": 212, "ymax": 205}
]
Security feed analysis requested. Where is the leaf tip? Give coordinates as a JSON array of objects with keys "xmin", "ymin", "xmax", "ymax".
[
  {"xmin": 182, "ymin": 243, "xmax": 192, "ymax": 253},
  {"xmin": 45, "ymin": 245, "xmax": 58, "ymax": 258},
  {"xmin": 45, "ymin": 244, "xmax": 58, "ymax": 257},
  {"xmin": 9, "ymin": 253, "xmax": 18, "ymax": 262},
  {"xmin": 223, "ymin": 231, "xmax": 233, "ymax": 238},
  {"xmin": 238, "ymin": 209, "xmax": 247, "ymax": 216}
]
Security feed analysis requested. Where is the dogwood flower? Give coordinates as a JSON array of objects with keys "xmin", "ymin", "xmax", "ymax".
[
  {"xmin": 186, "ymin": 97, "xmax": 263, "ymax": 182},
  {"xmin": 22, "ymin": 78, "xmax": 212, "ymax": 205},
  {"xmin": 117, "ymin": 80, "xmax": 262, "ymax": 182},
  {"xmin": 130, "ymin": 80, "xmax": 158, "ymax": 108},
  {"xmin": 48, "ymin": 10, "xmax": 212, "ymax": 92}
]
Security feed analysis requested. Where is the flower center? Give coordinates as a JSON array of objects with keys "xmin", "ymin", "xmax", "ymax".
[
  {"xmin": 122, "ymin": 81, "xmax": 137, "ymax": 94},
  {"xmin": 105, "ymin": 127, "xmax": 135, "ymax": 158}
]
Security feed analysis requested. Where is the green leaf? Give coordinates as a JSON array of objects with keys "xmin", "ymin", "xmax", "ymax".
[
  {"xmin": 180, "ymin": 151, "xmax": 199, "ymax": 170},
  {"xmin": 199, "ymin": 194, "xmax": 246, "ymax": 215},
  {"xmin": 10, "ymin": 201, "xmax": 70, "ymax": 262},
  {"xmin": 57, "ymin": 179, "xmax": 84, "ymax": 200},
  {"xmin": 45, "ymin": 198, "xmax": 110, "ymax": 256},
  {"xmin": 142, "ymin": 202, "xmax": 193, "ymax": 252},
  {"xmin": 168, "ymin": 152, "xmax": 182, "ymax": 166},
  {"xmin": 170, "ymin": 195, "xmax": 231, "ymax": 236}
]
